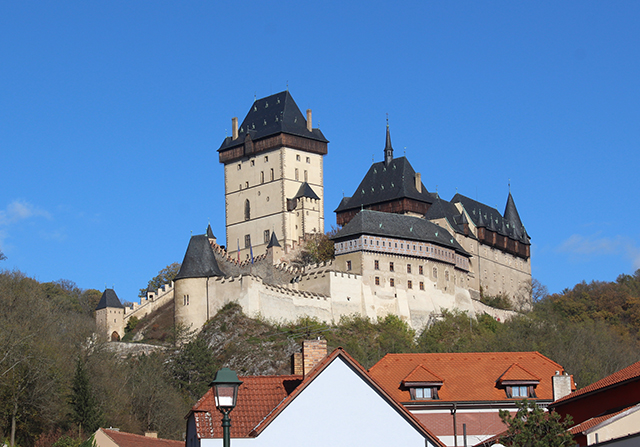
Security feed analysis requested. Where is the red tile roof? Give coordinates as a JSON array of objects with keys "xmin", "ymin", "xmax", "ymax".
[
  {"xmin": 498, "ymin": 363, "xmax": 541, "ymax": 383},
  {"xmin": 552, "ymin": 360, "xmax": 640, "ymax": 406},
  {"xmin": 99, "ymin": 429, "xmax": 183, "ymax": 447},
  {"xmin": 190, "ymin": 374, "xmax": 303, "ymax": 438},
  {"xmin": 188, "ymin": 348, "xmax": 445, "ymax": 447},
  {"xmin": 402, "ymin": 365, "xmax": 444, "ymax": 385},
  {"xmin": 369, "ymin": 352, "xmax": 569, "ymax": 403}
]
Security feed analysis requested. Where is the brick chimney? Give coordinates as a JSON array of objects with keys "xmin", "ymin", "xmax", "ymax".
[
  {"xmin": 552, "ymin": 371, "xmax": 572, "ymax": 401},
  {"xmin": 292, "ymin": 339, "xmax": 327, "ymax": 376},
  {"xmin": 306, "ymin": 109, "xmax": 312, "ymax": 132},
  {"xmin": 232, "ymin": 117, "xmax": 238, "ymax": 139}
]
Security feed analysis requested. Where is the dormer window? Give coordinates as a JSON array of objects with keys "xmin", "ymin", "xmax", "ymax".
[
  {"xmin": 498, "ymin": 363, "xmax": 540, "ymax": 399},
  {"xmin": 402, "ymin": 365, "xmax": 444, "ymax": 402}
]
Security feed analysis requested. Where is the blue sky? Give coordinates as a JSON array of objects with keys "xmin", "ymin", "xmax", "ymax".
[{"xmin": 1, "ymin": 1, "xmax": 639, "ymax": 302}]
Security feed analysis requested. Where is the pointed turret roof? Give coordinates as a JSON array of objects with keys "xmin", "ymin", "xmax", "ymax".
[
  {"xmin": 175, "ymin": 234, "xmax": 224, "ymax": 280},
  {"xmin": 293, "ymin": 182, "xmax": 320, "ymax": 201},
  {"xmin": 206, "ymin": 224, "xmax": 215, "ymax": 239},
  {"xmin": 96, "ymin": 288, "xmax": 124, "ymax": 310},
  {"xmin": 503, "ymin": 192, "xmax": 523, "ymax": 229},
  {"xmin": 267, "ymin": 232, "xmax": 281, "ymax": 248},
  {"xmin": 218, "ymin": 91, "xmax": 328, "ymax": 152},
  {"xmin": 384, "ymin": 123, "xmax": 394, "ymax": 165}
]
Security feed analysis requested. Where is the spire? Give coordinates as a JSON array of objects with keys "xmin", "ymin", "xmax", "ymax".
[
  {"xmin": 206, "ymin": 224, "xmax": 215, "ymax": 240},
  {"xmin": 504, "ymin": 192, "xmax": 524, "ymax": 230},
  {"xmin": 267, "ymin": 231, "xmax": 281, "ymax": 248},
  {"xmin": 384, "ymin": 115, "xmax": 393, "ymax": 165}
]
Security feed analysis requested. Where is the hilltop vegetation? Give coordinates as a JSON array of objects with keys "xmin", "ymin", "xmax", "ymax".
[{"xmin": 1, "ymin": 269, "xmax": 640, "ymax": 446}]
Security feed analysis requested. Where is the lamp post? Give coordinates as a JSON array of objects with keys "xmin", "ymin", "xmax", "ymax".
[{"xmin": 210, "ymin": 368, "xmax": 242, "ymax": 447}]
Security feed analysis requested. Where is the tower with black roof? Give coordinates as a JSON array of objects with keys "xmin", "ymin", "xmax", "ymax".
[
  {"xmin": 218, "ymin": 91, "xmax": 328, "ymax": 259},
  {"xmin": 95, "ymin": 288, "xmax": 125, "ymax": 341}
]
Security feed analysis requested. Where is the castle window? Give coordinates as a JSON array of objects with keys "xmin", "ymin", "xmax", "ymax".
[
  {"xmin": 375, "ymin": 276, "xmax": 380, "ymax": 285},
  {"xmin": 245, "ymin": 200, "xmax": 251, "ymax": 221},
  {"xmin": 237, "ymin": 163, "xmax": 241, "ymax": 170},
  {"xmin": 295, "ymin": 168, "xmax": 299, "ymax": 180},
  {"xmin": 407, "ymin": 264, "xmax": 412, "ymax": 274},
  {"xmin": 375, "ymin": 260, "xmax": 379, "ymax": 270},
  {"xmin": 245, "ymin": 181, "xmax": 249, "ymax": 188},
  {"xmin": 389, "ymin": 262, "xmax": 394, "ymax": 272},
  {"xmin": 306, "ymin": 156, "xmax": 310, "ymax": 163},
  {"xmin": 296, "ymin": 154, "xmax": 301, "ymax": 161},
  {"xmin": 270, "ymin": 168, "xmax": 274, "ymax": 181},
  {"xmin": 407, "ymin": 280, "xmax": 412, "ymax": 289},
  {"xmin": 433, "ymin": 267, "xmax": 438, "ymax": 279},
  {"xmin": 250, "ymin": 159, "xmax": 255, "ymax": 166},
  {"xmin": 264, "ymin": 156, "xmax": 268, "ymax": 162},
  {"xmin": 376, "ymin": 240, "xmax": 379, "ymax": 246},
  {"xmin": 346, "ymin": 260, "xmax": 352, "ymax": 271},
  {"xmin": 419, "ymin": 265, "xmax": 424, "ymax": 275},
  {"xmin": 419, "ymin": 282, "xmax": 425, "ymax": 290},
  {"xmin": 264, "ymin": 230, "xmax": 270, "ymax": 243},
  {"xmin": 244, "ymin": 234, "xmax": 251, "ymax": 248},
  {"xmin": 304, "ymin": 170, "xmax": 308, "ymax": 182},
  {"xmin": 260, "ymin": 171, "xmax": 264, "ymax": 183},
  {"xmin": 445, "ymin": 271, "xmax": 450, "ymax": 282},
  {"xmin": 390, "ymin": 278, "xmax": 395, "ymax": 287}
]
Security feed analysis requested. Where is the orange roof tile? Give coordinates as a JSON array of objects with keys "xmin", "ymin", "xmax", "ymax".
[
  {"xmin": 369, "ymin": 352, "xmax": 568, "ymax": 403},
  {"xmin": 402, "ymin": 365, "xmax": 444, "ymax": 385},
  {"xmin": 552, "ymin": 360, "xmax": 640, "ymax": 406},
  {"xmin": 499, "ymin": 363, "xmax": 541, "ymax": 383},
  {"xmin": 190, "ymin": 374, "xmax": 303, "ymax": 438},
  {"xmin": 99, "ymin": 429, "xmax": 183, "ymax": 447}
]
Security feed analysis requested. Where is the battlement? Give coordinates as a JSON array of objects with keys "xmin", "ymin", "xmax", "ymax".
[{"xmin": 124, "ymin": 281, "xmax": 175, "ymax": 322}]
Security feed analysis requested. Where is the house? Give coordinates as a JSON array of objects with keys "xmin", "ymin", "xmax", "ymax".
[
  {"xmin": 93, "ymin": 428, "xmax": 183, "ymax": 447},
  {"xmin": 549, "ymin": 360, "xmax": 640, "ymax": 446},
  {"xmin": 368, "ymin": 351, "xmax": 575, "ymax": 447},
  {"xmin": 185, "ymin": 339, "xmax": 444, "ymax": 447}
]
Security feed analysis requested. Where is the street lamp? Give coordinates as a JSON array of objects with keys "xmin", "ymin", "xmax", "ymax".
[{"xmin": 210, "ymin": 368, "xmax": 242, "ymax": 447}]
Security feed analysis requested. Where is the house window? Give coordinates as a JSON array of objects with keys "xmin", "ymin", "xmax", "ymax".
[
  {"xmin": 407, "ymin": 264, "xmax": 412, "ymax": 274},
  {"xmin": 244, "ymin": 234, "xmax": 251, "ymax": 249},
  {"xmin": 390, "ymin": 278, "xmax": 395, "ymax": 287},
  {"xmin": 389, "ymin": 262, "xmax": 394, "ymax": 272},
  {"xmin": 419, "ymin": 282, "xmax": 425, "ymax": 290},
  {"xmin": 408, "ymin": 280, "xmax": 412, "ymax": 289},
  {"xmin": 346, "ymin": 260, "xmax": 352, "ymax": 271},
  {"xmin": 375, "ymin": 276, "xmax": 380, "ymax": 286},
  {"xmin": 411, "ymin": 387, "xmax": 438, "ymax": 400},
  {"xmin": 264, "ymin": 229, "xmax": 270, "ymax": 243},
  {"xmin": 374, "ymin": 260, "xmax": 379, "ymax": 270},
  {"xmin": 506, "ymin": 385, "xmax": 536, "ymax": 399},
  {"xmin": 419, "ymin": 265, "xmax": 423, "ymax": 275}
]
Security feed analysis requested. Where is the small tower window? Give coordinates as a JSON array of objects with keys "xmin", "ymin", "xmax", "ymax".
[
  {"xmin": 245, "ymin": 200, "xmax": 251, "ymax": 221},
  {"xmin": 270, "ymin": 168, "xmax": 274, "ymax": 181},
  {"xmin": 260, "ymin": 171, "xmax": 265, "ymax": 183},
  {"xmin": 295, "ymin": 168, "xmax": 299, "ymax": 180}
]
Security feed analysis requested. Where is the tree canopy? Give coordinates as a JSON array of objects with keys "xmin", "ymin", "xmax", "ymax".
[
  {"xmin": 138, "ymin": 263, "xmax": 181, "ymax": 298},
  {"xmin": 498, "ymin": 400, "xmax": 574, "ymax": 447}
]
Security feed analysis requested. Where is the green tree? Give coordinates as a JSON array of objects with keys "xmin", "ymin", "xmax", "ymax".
[
  {"xmin": 139, "ymin": 263, "xmax": 181, "ymax": 298},
  {"xmin": 70, "ymin": 358, "xmax": 103, "ymax": 434},
  {"xmin": 168, "ymin": 337, "xmax": 219, "ymax": 401},
  {"xmin": 498, "ymin": 400, "xmax": 574, "ymax": 447}
]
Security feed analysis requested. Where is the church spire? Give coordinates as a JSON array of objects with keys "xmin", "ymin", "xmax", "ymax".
[{"xmin": 384, "ymin": 115, "xmax": 393, "ymax": 165}]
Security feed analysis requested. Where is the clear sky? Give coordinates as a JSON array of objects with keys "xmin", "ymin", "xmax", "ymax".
[{"xmin": 1, "ymin": 1, "xmax": 639, "ymax": 302}]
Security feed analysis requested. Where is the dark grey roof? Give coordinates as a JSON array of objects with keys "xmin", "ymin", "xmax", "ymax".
[
  {"xmin": 95, "ymin": 288, "xmax": 124, "ymax": 310},
  {"xmin": 175, "ymin": 234, "xmax": 224, "ymax": 280},
  {"xmin": 218, "ymin": 91, "xmax": 328, "ymax": 152},
  {"xmin": 293, "ymin": 182, "xmax": 320, "ymax": 200},
  {"xmin": 206, "ymin": 224, "xmax": 215, "ymax": 239},
  {"xmin": 424, "ymin": 197, "xmax": 474, "ymax": 238},
  {"xmin": 451, "ymin": 193, "xmax": 530, "ymax": 244},
  {"xmin": 267, "ymin": 231, "xmax": 281, "ymax": 248},
  {"xmin": 504, "ymin": 192, "xmax": 524, "ymax": 234},
  {"xmin": 332, "ymin": 209, "xmax": 469, "ymax": 256},
  {"xmin": 334, "ymin": 157, "xmax": 435, "ymax": 213}
]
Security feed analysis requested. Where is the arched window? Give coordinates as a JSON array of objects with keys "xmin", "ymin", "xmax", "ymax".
[
  {"xmin": 245, "ymin": 199, "xmax": 250, "ymax": 221},
  {"xmin": 260, "ymin": 171, "xmax": 265, "ymax": 183},
  {"xmin": 270, "ymin": 168, "xmax": 274, "ymax": 181}
]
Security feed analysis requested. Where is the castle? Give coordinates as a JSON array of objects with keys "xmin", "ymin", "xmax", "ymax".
[{"xmin": 96, "ymin": 91, "xmax": 531, "ymax": 341}]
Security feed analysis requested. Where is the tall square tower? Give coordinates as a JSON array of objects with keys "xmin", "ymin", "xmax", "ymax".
[{"xmin": 218, "ymin": 92, "xmax": 328, "ymax": 259}]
